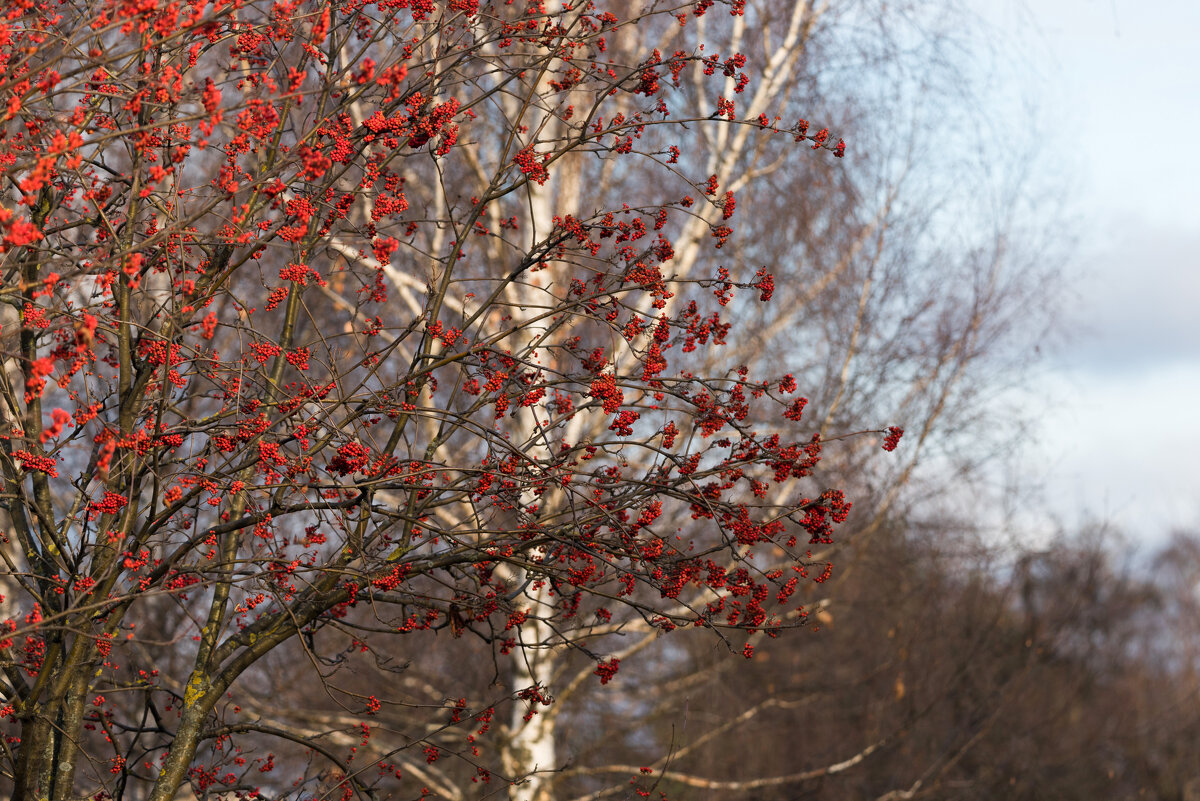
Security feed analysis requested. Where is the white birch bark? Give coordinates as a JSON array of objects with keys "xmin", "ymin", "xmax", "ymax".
[{"xmin": 495, "ymin": 5, "xmax": 827, "ymax": 799}]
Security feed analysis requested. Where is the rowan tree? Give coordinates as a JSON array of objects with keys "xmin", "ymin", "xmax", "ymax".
[{"xmin": 0, "ymin": 0, "xmax": 900, "ymax": 799}]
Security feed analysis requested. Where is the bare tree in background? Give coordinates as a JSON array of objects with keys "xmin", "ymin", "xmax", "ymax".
[{"xmin": 231, "ymin": 1, "xmax": 1071, "ymax": 799}]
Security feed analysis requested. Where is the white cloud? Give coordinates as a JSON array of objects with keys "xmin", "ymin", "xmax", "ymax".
[
  {"xmin": 1061, "ymin": 222, "xmax": 1200, "ymax": 373},
  {"xmin": 1028, "ymin": 365, "xmax": 1200, "ymax": 540}
]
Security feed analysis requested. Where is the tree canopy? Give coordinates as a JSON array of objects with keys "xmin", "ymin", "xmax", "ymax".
[{"xmin": 0, "ymin": 1, "xmax": 918, "ymax": 798}]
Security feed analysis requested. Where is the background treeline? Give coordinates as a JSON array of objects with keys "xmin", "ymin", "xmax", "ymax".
[{"xmin": 549, "ymin": 518, "xmax": 1200, "ymax": 801}]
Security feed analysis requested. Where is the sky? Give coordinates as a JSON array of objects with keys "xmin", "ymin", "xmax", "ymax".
[{"xmin": 973, "ymin": 0, "xmax": 1200, "ymax": 541}]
